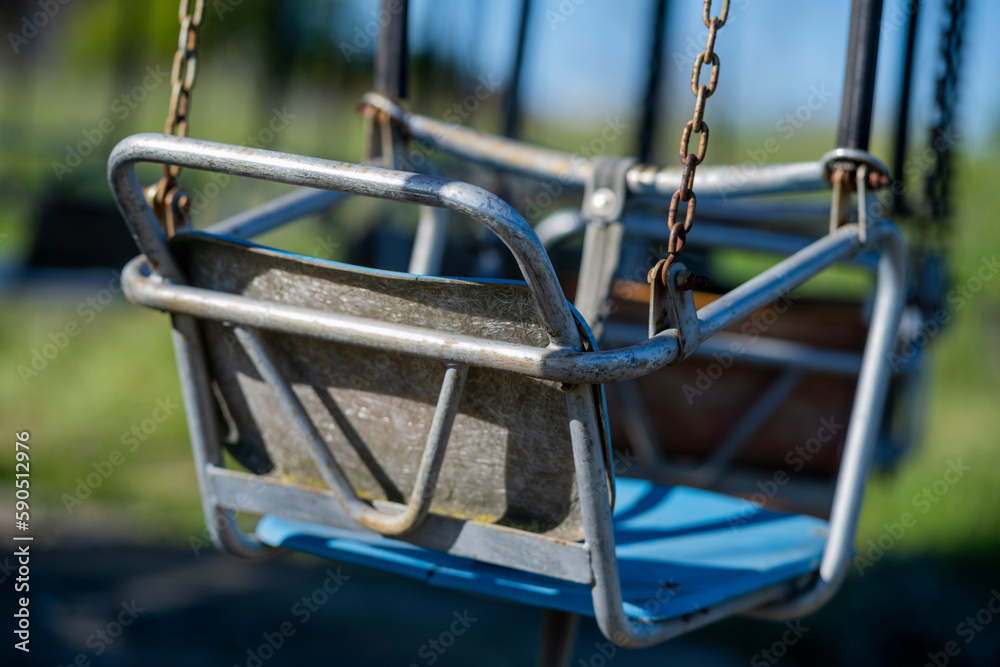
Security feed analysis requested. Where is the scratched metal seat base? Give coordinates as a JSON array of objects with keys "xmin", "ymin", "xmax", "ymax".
[{"xmin": 255, "ymin": 477, "xmax": 826, "ymax": 622}]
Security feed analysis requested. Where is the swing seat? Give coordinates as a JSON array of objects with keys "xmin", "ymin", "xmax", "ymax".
[
  {"xmin": 255, "ymin": 477, "xmax": 826, "ymax": 622},
  {"xmin": 110, "ymin": 133, "xmax": 906, "ymax": 648}
]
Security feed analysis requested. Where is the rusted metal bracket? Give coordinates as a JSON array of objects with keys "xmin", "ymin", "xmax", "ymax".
[{"xmin": 648, "ymin": 261, "xmax": 700, "ymax": 360}]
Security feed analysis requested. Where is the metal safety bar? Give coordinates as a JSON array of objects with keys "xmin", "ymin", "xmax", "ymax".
[
  {"xmin": 361, "ymin": 92, "xmax": 884, "ymax": 200},
  {"xmin": 121, "ymin": 218, "xmax": 870, "ymax": 386},
  {"xmin": 534, "ymin": 208, "xmax": 880, "ymax": 271},
  {"xmin": 109, "ymin": 133, "xmax": 906, "ymax": 647},
  {"xmin": 206, "ymin": 188, "xmax": 349, "ymax": 240}
]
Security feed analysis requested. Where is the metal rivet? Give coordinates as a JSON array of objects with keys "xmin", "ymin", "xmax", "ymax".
[{"xmin": 590, "ymin": 187, "xmax": 617, "ymax": 216}]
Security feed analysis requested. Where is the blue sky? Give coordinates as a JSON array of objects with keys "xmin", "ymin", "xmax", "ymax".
[{"xmin": 339, "ymin": 0, "xmax": 998, "ymax": 146}]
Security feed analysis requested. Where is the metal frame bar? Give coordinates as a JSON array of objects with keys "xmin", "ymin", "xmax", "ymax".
[
  {"xmin": 205, "ymin": 188, "xmax": 349, "ymax": 240},
  {"xmin": 234, "ymin": 325, "xmax": 468, "ymax": 536},
  {"xmin": 208, "ymin": 466, "xmax": 594, "ymax": 582},
  {"xmin": 121, "ymin": 219, "xmax": 868, "ymax": 386},
  {"xmin": 637, "ymin": 0, "xmax": 670, "ymax": 163},
  {"xmin": 374, "ymin": 0, "xmax": 409, "ymax": 100},
  {"xmin": 362, "ymin": 92, "xmax": 835, "ymax": 199},
  {"xmin": 750, "ymin": 224, "xmax": 906, "ymax": 620},
  {"xmin": 534, "ymin": 208, "xmax": 881, "ymax": 270},
  {"xmin": 837, "ymin": 0, "xmax": 885, "ymax": 150},
  {"xmin": 503, "ymin": 0, "xmax": 532, "ymax": 140},
  {"xmin": 109, "ymin": 134, "xmax": 907, "ymax": 647},
  {"xmin": 891, "ymin": 0, "xmax": 921, "ymax": 208}
]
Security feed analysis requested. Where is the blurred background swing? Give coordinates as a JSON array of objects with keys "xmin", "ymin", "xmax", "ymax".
[{"xmin": 101, "ymin": 0, "xmax": 957, "ymax": 663}]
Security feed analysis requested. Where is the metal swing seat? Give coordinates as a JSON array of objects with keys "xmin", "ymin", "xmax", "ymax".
[
  {"xmin": 104, "ymin": 0, "xmax": 943, "ymax": 659},
  {"xmin": 109, "ymin": 127, "xmax": 905, "ymax": 649}
]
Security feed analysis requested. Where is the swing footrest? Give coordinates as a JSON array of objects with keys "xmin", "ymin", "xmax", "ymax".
[{"xmin": 255, "ymin": 478, "xmax": 827, "ymax": 622}]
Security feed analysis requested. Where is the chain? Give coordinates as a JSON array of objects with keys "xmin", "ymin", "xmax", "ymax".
[
  {"xmin": 924, "ymin": 0, "xmax": 966, "ymax": 224},
  {"xmin": 149, "ymin": 0, "xmax": 205, "ymax": 236},
  {"xmin": 649, "ymin": 0, "xmax": 729, "ymax": 287}
]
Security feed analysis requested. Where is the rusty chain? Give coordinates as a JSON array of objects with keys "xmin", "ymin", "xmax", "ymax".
[
  {"xmin": 148, "ymin": 0, "xmax": 205, "ymax": 236},
  {"xmin": 648, "ymin": 0, "xmax": 729, "ymax": 288},
  {"xmin": 925, "ymin": 0, "xmax": 966, "ymax": 224}
]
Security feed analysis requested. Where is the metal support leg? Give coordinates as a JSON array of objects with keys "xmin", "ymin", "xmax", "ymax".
[
  {"xmin": 749, "ymin": 225, "xmax": 907, "ymax": 620},
  {"xmin": 172, "ymin": 314, "xmax": 278, "ymax": 559},
  {"xmin": 537, "ymin": 610, "xmax": 579, "ymax": 667},
  {"xmin": 408, "ymin": 203, "xmax": 448, "ymax": 275},
  {"xmin": 234, "ymin": 325, "xmax": 467, "ymax": 536}
]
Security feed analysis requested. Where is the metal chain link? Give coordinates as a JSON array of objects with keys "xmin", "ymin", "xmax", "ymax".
[
  {"xmin": 925, "ymin": 0, "xmax": 966, "ymax": 224},
  {"xmin": 649, "ymin": 0, "xmax": 729, "ymax": 287},
  {"xmin": 149, "ymin": 0, "xmax": 205, "ymax": 236}
]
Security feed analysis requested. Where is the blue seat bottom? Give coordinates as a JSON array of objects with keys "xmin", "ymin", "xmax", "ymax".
[{"xmin": 255, "ymin": 478, "xmax": 827, "ymax": 623}]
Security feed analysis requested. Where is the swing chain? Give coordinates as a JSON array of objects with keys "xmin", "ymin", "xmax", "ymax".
[
  {"xmin": 649, "ymin": 0, "xmax": 729, "ymax": 288},
  {"xmin": 925, "ymin": 0, "xmax": 967, "ymax": 224},
  {"xmin": 149, "ymin": 0, "xmax": 205, "ymax": 236}
]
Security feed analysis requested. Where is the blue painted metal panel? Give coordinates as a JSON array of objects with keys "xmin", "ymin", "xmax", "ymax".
[{"xmin": 256, "ymin": 478, "xmax": 827, "ymax": 622}]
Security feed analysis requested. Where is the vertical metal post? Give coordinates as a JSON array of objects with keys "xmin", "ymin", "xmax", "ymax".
[
  {"xmin": 637, "ymin": 0, "xmax": 669, "ymax": 163},
  {"xmin": 374, "ymin": 0, "xmax": 409, "ymax": 100},
  {"xmin": 891, "ymin": 0, "xmax": 921, "ymax": 209},
  {"xmin": 503, "ymin": 0, "xmax": 532, "ymax": 139},
  {"xmin": 836, "ymin": 0, "xmax": 885, "ymax": 150},
  {"xmin": 537, "ymin": 610, "xmax": 579, "ymax": 667}
]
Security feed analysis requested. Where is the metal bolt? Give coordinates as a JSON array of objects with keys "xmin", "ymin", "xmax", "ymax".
[
  {"xmin": 675, "ymin": 270, "xmax": 710, "ymax": 291},
  {"xmin": 589, "ymin": 187, "xmax": 617, "ymax": 216}
]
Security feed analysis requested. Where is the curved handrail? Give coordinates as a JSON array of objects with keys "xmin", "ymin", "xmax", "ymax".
[{"xmin": 107, "ymin": 133, "xmax": 581, "ymax": 349}]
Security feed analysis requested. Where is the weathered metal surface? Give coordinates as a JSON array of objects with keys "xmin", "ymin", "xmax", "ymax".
[
  {"xmin": 173, "ymin": 233, "xmax": 588, "ymax": 540},
  {"xmin": 208, "ymin": 466, "xmax": 594, "ymax": 583}
]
